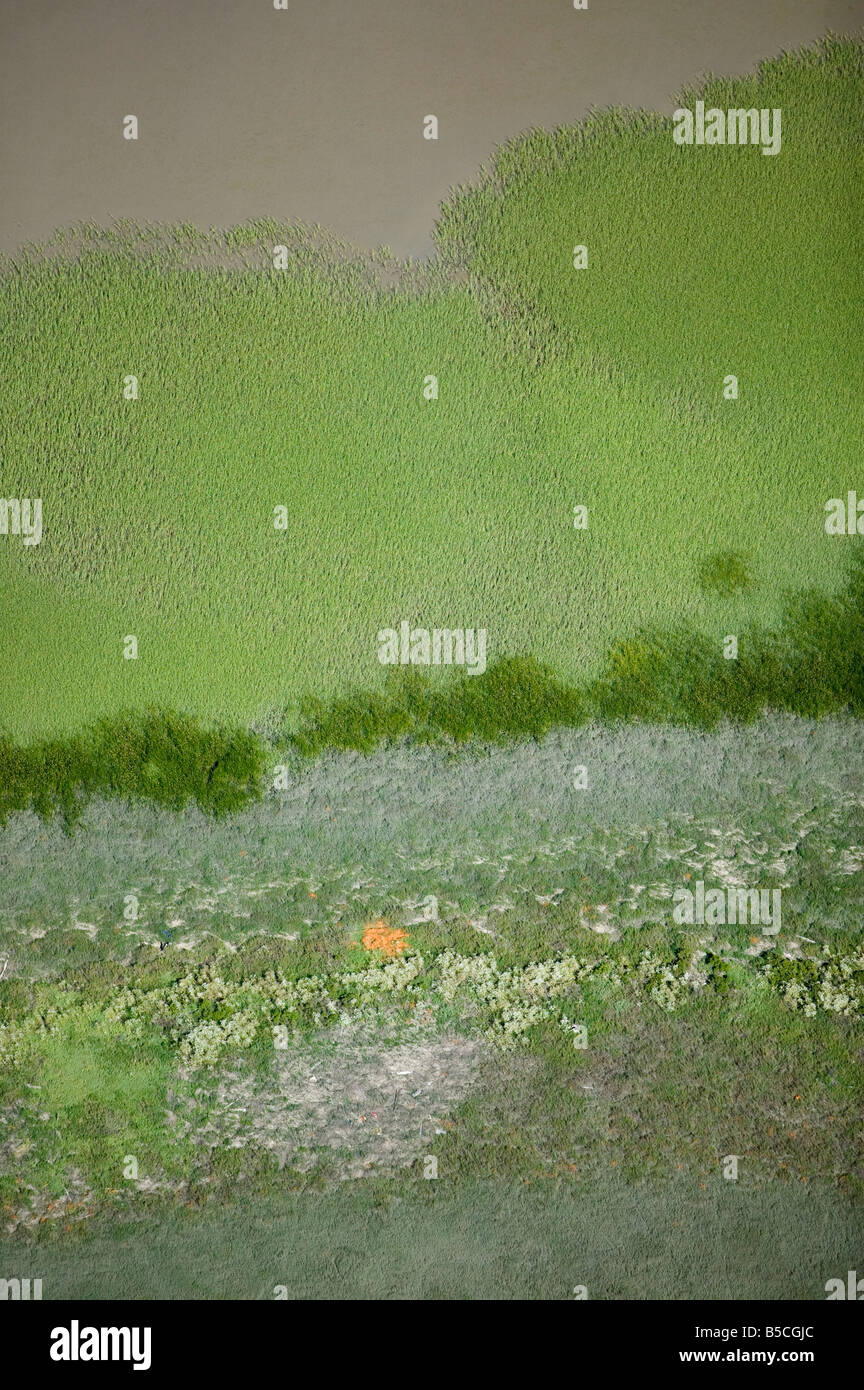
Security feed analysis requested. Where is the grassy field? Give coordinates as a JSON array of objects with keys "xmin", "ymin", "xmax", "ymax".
[
  {"xmin": 436, "ymin": 37, "xmax": 863, "ymax": 421},
  {"xmin": 1, "ymin": 712, "xmax": 862, "ymax": 976},
  {"xmin": 1, "ymin": 717, "xmax": 862, "ymax": 1297},
  {"xmin": 4, "ymin": 961, "xmax": 862, "ymax": 1299},
  {"xmin": 1, "ymin": 36, "xmax": 862, "ymax": 1302},
  {"xmin": 9, "ymin": 1180, "xmax": 863, "ymax": 1301},
  {"xmin": 1, "ymin": 35, "xmax": 861, "ymax": 739}
]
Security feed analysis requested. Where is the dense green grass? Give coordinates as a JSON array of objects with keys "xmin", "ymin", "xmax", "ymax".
[
  {"xmin": 1, "ymin": 36, "xmax": 861, "ymax": 738},
  {"xmin": 10, "ymin": 1179, "xmax": 863, "ymax": 1300},
  {"xmin": 436, "ymin": 34, "xmax": 863, "ymax": 420}
]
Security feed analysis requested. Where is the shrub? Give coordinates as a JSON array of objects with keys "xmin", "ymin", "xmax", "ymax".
[
  {"xmin": 288, "ymin": 551, "xmax": 864, "ymax": 753},
  {"xmin": 428, "ymin": 656, "xmax": 588, "ymax": 743},
  {"xmin": 0, "ymin": 709, "xmax": 264, "ymax": 829}
]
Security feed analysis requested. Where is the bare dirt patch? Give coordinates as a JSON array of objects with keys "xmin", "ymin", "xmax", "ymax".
[{"xmin": 183, "ymin": 1025, "xmax": 488, "ymax": 1180}]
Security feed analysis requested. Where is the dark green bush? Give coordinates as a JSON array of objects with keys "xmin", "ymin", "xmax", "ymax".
[
  {"xmin": 429, "ymin": 656, "xmax": 588, "ymax": 742},
  {"xmin": 292, "ymin": 685, "xmax": 414, "ymax": 756},
  {"xmin": 291, "ymin": 655, "xmax": 588, "ymax": 754},
  {"xmin": 292, "ymin": 549, "xmax": 864, "ymax": 751},
  {"xmin": 779, "ymin": 563, "xmax": 864, "ymax": 716},
  {"xmin": 0, "ymin": 709, "xmax": 265, "ymax": 829}
]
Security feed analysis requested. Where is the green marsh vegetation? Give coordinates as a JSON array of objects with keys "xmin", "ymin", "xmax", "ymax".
[
  {"xmin": 2, "ymin": 924, "xmax": 862, "ymax": 1294},
  {"xmin": 1, "ymin": 36, "xmax": 863, "ymax": 1292},
  {"xmin": 2, "ymin": 711, "xmax": 860, "ymax": 984},
  {"xmin": 436, "ymin": 34, "xmax": 863, "ymax": 420},
  {"xmin": 697, "ymin": 549, "xmax": 754, "ymax": 597},
  {"xmin": 1, "ymin": 714, "xmax": 861, "ymax": 1291},
  {"xmin": 0, "ymin": 709, "xmax": 264, "ymax": 829},
  {"xmin": 0, "ymin": 36, "xmax": 861, "ymax": 742},
  {"xmin": 12, "ymin": 1176, "xmax": 863, "ymax": 1300},
  {"xmin": 1, "ymin": 715, "xmax": 861, "ymax": 1221},
  {"xmin": 1, "ymin": 545, "xmax": 859, "ymax": 818},
  {"xmin": 291, "ymin": 547, "xmax": 864, "ymax": 751}
]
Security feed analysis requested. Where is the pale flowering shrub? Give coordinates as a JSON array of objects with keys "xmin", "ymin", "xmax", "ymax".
[
  {"xmin": 178, "ymin": 1020, "xmax": 226, "ymax": 1066},
  {"xmin": 95, "ymin": 952, "xmax": 429, "ymax": 1066},
  {"xmin": 436, "ymin": 951, "xmax": 500, "ymax": 1001},
  {"xmin": 778, "ymin": 978, "xmax": 817, "ymax": 1017},
  {"xmin": 436, "ymin": 949, "xmax": 598, "ymax": 1046},
  {"xmin": 485, "ymin": 1000, "xmax": 549, "ymax": 1049},
  {"xmin": 3, "ymin": 938, "xmax": 861, "ymax": 1072},
  {"xmin": 766, "ymin": 946, "xmax": 864, "ymax": 1021},
  {"xmin": 521, "ymin": 957, "xmax": 589, "ymax": 995},
  {"xmin": 179, "ymin": 1009, "xmax": 258, "ymax": 1066},
  {"xmin": 99, "ymin": 962, "xmax": 244, "ymax": 1041},
  {"xmin": 817, "ymin": 982, "xmax": 852, "ymax": 1014},
  {"xmin": 648, "ymin": 966, "xmax": 688, "ymax": 1013},
  {"xmin": 633, "ymin": 947, "xmax": 719, "ymax": 1012}
]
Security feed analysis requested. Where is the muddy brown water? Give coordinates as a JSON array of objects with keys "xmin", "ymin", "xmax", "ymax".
[{"xmin": 0, "ymin": 0, "xmax": 859, "ymax": 261}]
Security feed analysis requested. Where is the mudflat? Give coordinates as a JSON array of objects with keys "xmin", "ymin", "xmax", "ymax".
[{"xmin": 0, "ymin": 0, "xmax": 859, "ymax": 258}]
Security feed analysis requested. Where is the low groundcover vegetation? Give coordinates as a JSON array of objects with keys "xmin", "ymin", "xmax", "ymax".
[{"xmin": 3, "ymin": 938, "xmax": 863, "ymax": 1075}]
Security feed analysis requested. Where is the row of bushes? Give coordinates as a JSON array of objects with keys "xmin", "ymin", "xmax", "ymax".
[
  {"xmin": 4, "ymin": 942, "xmax": 862, "ymax": 1073},
  {"xmin": 292, "ymin": 550, "xmax": 864, "ymax": 753},
  {"xmin": 1, "ymin": 554, "xmax": 861, "ymax": 824},
  {"xmin": 290, "ymin": 658, "xmax": 588, "ymax": 755},
  {"xmin": 0, "ymin": 710, "xmax": 265, "ymax": 829}
]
